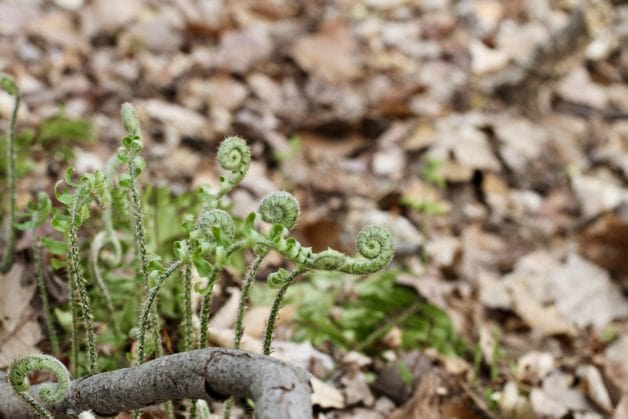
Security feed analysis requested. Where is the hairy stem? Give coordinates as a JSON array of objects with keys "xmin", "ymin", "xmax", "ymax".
[
  {"xmin": 263, "ymin": 268, "xmax": 305, "ymax": 355},
  {"xmin": 0, "ymin": 93, "xmax": 19, "ymax": 274},
  {"xmin": 68, "ymin": 191, "xmax": 97, "ymax": 374},
  {"xmin": 225, "ymin": 253, "xmax": 267, "ymax": 419},
  {"xmin": 69, "ymin": 279, "xmax": 79, "ymax": 376},
  {"xmin": 183, "ymin": 263, "xmax": 194, "ymax": 351},
  {"xmin": 137, "ymin": 259, "xmax": 183, "ymax": 364},
  {"xmin": 127, "ymin": 157, "xmax": 149, "ymax": 290},
  {"xmin": 234, "ymin": 254, "xmax": 266, "ymax": 349},
  {"xmin": 198, "ymin": 269, "xmax": 218, "ymax": 349}
]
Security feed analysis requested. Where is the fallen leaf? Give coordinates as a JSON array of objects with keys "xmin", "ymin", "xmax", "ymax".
[
  {"xmin": 214, "ymin": 26, "xmax": 273, "ymax": 73},
  {"xmin": 570, "ymin": 172, "xmax": 628, "ymax": 219},
  {"xmin": 548, "ymin": 254, "xmax": 628, "ymax": 329},
  {"xmin": 342, "ymin": 371, "xmax": 375, "ymax": 406},
  {"xmin": 577, "ymin": 365, "xmax": 613, "ymax": 413},
  {"xmin": 291, "ymin": 22, "xmax": 362, "ymax": 83},
  {"xmin": 531, "ymin": 371, "xmax": 595, "ymax": 418},
  {"xmin": 516, "ymin": 352, "xmax": 555, "ymax": 385},
  {"xmin": 603, "ymin": 335, "xmax": 628, "ymax": 394},
  {"xmin": 0, "ymin": 264, "xmax": 42, "ymax": 368},
  {"xmin": 311, "ymin": 376, "xmax": 345, "ymax": 409}
]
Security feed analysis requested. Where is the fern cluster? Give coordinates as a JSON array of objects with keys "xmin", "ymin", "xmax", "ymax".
[{"xmin": 1, "ymin": 81, "xmax": 394, "ymax": 419}]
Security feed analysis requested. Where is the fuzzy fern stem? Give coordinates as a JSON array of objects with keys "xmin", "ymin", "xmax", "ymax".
[
  {"xmin": 68, "ymin": 188, "xmax": 97, "ymax": 374},
  {"xmin": 263, "ymin": 267, "xmax": 306, "ymax": 355},
  {"xmin": 137, "ymin": 259, "xmax": 183, "ymax": 364},
  {"xmin": 0, "ymin": 74, "xmax": 20, "ymax": 274}
]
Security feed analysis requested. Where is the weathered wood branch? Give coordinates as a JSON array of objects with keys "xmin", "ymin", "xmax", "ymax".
[{"xmin": 0, "ymin": 348, "xmax": 312, "ymax": 419}]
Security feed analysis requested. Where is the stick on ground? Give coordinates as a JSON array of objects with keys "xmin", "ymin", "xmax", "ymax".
[{"xmin": 0, "ymin": 348, "xmax": 312, "ymax": 419}]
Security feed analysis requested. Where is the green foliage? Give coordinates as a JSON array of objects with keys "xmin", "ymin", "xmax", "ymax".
[
  {"xmin": 420, "ymin": 157, "xmax": 446, "ymax": 189},
  {"xmin": 3, "ymin": 95, "xmax": 395, "ymax": 419},
  {"xmin": 401, "ymin": 157, "xmax": 447, "ymax": 217},
  {"xmin": 291, "ymin": 271, "xmax": 465, "ymax": 356},
  {"xmin": 38, "ymin": 115, "xmax": 94, "ymax": 144}
]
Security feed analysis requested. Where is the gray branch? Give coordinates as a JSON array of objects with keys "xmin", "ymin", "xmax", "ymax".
[{"xmin": 0, "ymin": 348, "xmax": 312, "ymax": 418}]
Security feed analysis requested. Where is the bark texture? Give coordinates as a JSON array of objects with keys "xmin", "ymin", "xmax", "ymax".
[{"xmin": 0, "ymin": 348, "xmax": 312, "ymax": 419}]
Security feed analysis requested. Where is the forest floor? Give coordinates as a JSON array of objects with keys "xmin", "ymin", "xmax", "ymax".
[{"xmin": 1, "ymin": 0, "xmax": 627, "ymax": 418}]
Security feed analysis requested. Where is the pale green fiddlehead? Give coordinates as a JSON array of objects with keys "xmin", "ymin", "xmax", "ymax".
[
  {"xmin": 199, "ymin": 209, "xmax": 236, "ymax": 238},
  {"xmin": 8, "ymin": 354, "xmax": 70, "ymax": 419},
  {"xmin": 344, "ymin": 225, "xmax": 394, "ymax": 274},
  {"xmin": 0, "ymin": 73, "xmax": 20, "ymax": 274},
  {"xmin": 258, "ymin": 191, "xmax": 300, "ymax": 230},
  {"xmin": 216, "ymin": 136, "xmax": 251, "ymax": 198}
]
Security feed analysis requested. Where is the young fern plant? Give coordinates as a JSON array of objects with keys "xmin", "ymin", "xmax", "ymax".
[
  {"xmin": 8, "ymin": 354, "xmax": 71, "ymax": 419},
  {"xmin": 3, "ymin": 94, "xmax": 394, "ymax": 419},
  {"xmin": 52, "ymin": 169, "xmax": 110, "ymax": 374},
  {"xmin": 118, "ymin": 104, "xmax": 166, "ymax": 366},
  {"xmin": 0, "ymin": 73, "xmax": 20, "ymax": 274}
]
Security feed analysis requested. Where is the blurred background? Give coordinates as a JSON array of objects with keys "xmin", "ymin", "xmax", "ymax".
[{"xmin": 1, "ymin": 0, "xmax": 627, "ymax": 418}]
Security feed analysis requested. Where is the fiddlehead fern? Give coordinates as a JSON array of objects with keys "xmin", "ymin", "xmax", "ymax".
[
  {"xmin": 309, "ymin": 226, "xmax": 394, "ymax": 274},
  {"xmin": 0, "ymin": 73, "xmax": 20, "ymax": 274},
  {"xmin": 196, "ymin": 209, "xmax": 236, "ymax": 243},
  {"xmin": 216, "ymin": 136, "xmax": 251, "ymax": 197},
  {"xmin": 8, "ymin": 354, "xmax": 70, "ymax": 419},
  {"xmin": 258, "ymin": 191, "xmax": 300, "ymax": 230},
  {"xmin": 344, "ymin": 225, "xmax": 395, "ymax": 274}
]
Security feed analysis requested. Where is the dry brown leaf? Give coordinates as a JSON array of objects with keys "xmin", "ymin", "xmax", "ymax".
[
  {"xmin": 242, "ymin": 306, "xmax": 270, "ymax": 339},
  {"xmin": 214, "ymin": 26, "xmax": 273, "ymax": 73},
  {"xmin": 548, "ymin": 254, "xmax": 628, "ymax": 329},
  {"xmin": 388, "ymin": 372, "xmax": 444, "ymax": 419},
  {"xmin": 291, "ymin": 22, "xmax": 362, "ymax": 83},
  {"xmin": 342, "ymin": 372, "xmax": 375, "ymax": 407},
  {"xmin": 0, "ymin": 264, "xmax": 42, "ymax": 368},
  {"xmin": 603, "ymin": 335, "xmax": 628, "ymax": 394},
  {"xmin": 311, "ymin": 376, "xmax": 346, "ymax": 409},
  {"xmin": 570, "ymin": 172, "xmax": 628, "ymax": 219},
  {"xmin": 531, "ymin": 371, "xmax": 595, "ymax": 418},
  {"xmin": 614, "ymin": 396, "xmax": 628, "ymax": 419},
  {"xmin": 577, "ymin": 365, "xmax": 613, "ymax": 413}
]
